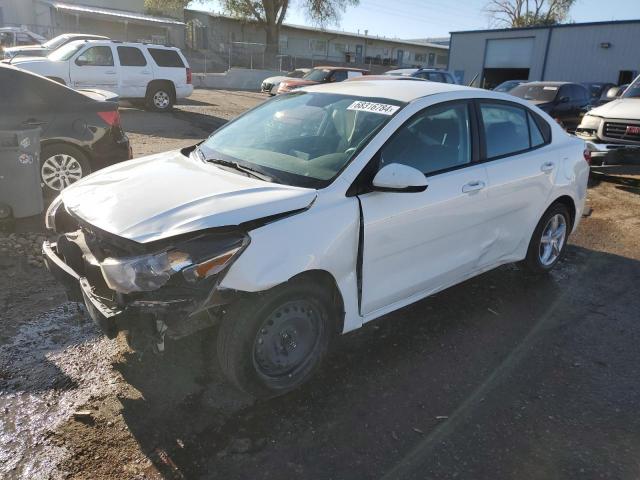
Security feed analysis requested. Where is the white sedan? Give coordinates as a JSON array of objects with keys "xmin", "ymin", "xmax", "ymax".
[{"xmin": 43, "ymin": 80, "xmax": 590, "ymax": 397}]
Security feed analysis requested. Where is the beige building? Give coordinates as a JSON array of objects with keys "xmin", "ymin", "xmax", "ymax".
[
  {"xmin": 0, "ymin": 0, "xmax": 185, "ymax": 47},
  {"xmin": 184, "ymin": 9, "xmax": 449, "ymax": 73}
]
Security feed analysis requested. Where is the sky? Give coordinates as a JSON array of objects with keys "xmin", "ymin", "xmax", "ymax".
[{"xmin": 199, "ymin": 0, "xmax": 640, "ymax": 39}]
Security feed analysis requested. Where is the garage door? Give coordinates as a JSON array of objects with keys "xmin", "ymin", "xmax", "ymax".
[{"xmin": 485, "ymin": 38, "xmax": 534, "ymax": 68}]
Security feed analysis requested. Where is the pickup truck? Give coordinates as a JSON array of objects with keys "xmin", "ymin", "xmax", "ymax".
[
  {"xmin": 576, "ymin": 76, "xmax": 640, "ymax": 167},
  {"xmin": 11, "ymin": 40, "xmax": 193, "ymax": 111}
]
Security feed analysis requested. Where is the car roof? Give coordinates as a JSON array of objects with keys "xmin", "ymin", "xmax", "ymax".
[
  {"xmin": 64, "ymin": 39, "xmax": 179, "ymax": 50},
  {"xmin": 301, "ymin": 79, "xmax": 474, "ymax": 102},
  {"xmin": 312, "ymin": 65, "xmax": 369, "ymax": 72},
  {"xmin": 523, "ymin": 81, "xmax": 573, "ymax": 86},
  {"xmin": 385, "ymin": 68, "xmax": 419, "ymax": 75},
  {"xmin": 60, "ymin": 33, "xmax": 109, "ymax": 39}
]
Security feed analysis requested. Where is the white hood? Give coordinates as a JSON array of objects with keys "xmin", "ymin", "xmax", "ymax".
[
  {"xmin": 60, "ymin": 150, "xmax": 317, "ymax": 243},
  {"xmin": 588, "ymin": 99, "xmax": 640, "ymax": 121}
]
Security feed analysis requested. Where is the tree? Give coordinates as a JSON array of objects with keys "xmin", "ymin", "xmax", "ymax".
[
  {"xmin": 485, "ymin": 0, "xmax": 577, "ymax": 27},
  {"xmin": 145, "ymin": 0, "xmax": 193, "ymax": 18},
  {"xmin": 221, "ymin": 0, "xmax": 359, "ymax": 60}
]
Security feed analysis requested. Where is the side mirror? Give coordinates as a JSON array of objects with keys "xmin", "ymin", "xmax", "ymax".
[
  {"xmin": 372, "ymin": 163, "xmax": 428, "ymax": 193},
  {"xmin": 558, "ymin": 96, "xmax": 570, "ymax": 104},
  {"xmin": 606, "ymin": 87, "xmax": 621, "ymax": 98},
  {"xmin": 75, "ymin": 58, "xmax": 89, "ymax": 66}
]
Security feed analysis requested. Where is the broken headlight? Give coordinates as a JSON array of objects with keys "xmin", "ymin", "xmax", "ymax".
[{"xmin": 99, "ymin": 232, "xmax": 248, "ymax": 294}]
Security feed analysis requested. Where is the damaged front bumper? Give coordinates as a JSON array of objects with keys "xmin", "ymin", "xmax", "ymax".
[{"xmin": 583, "ymin": 140, "xmax": 640, "ymax": 169}]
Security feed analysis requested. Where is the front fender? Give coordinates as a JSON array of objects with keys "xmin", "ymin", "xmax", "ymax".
[{"xmin": 220, "ymin": 192, "xmax": 363, "ymax": 332}]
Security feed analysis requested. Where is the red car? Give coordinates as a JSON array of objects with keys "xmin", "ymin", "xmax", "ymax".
[{"xmin": 277, "ymin": 66, "xmax": 368, "ymax": 94}]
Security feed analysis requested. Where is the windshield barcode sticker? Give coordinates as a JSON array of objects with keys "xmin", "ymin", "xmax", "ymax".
[{"xmin": 347, "ymin": 101, "xmax": 400, "ymax": 115}]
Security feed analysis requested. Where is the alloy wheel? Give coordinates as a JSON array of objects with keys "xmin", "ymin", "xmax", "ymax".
[
  {"xmin": 539, "ymin": 213, "xmax": 567, "ymax": 266},
  {"xmin": 41, "ymin": 154, "xmax": 83, "ymax": 191},
  {"xmin": 153, "ymin": 90, "xmax": 170, "ymax": 109}
]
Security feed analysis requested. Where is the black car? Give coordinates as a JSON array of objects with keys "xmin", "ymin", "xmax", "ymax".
[
  {"xmin": 509, "ymin": 81, "xmax": 590, "ymax": 131},
  {"xmin": 0, "ymin": 64, "xmax": 131, "ymax": 196}
]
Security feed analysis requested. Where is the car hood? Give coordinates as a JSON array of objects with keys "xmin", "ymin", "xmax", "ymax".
[
  {"xmin": 587, "ymin": 99, "xmax": 640, "ymax": 120},
  {"xmin": 281, "ymin": 79, "xmax": 319, "ymax": 88},
  {"xmin": 263, "ymin": 75, "xmax": 288, "ymax": 83},
  {"xmin": 60, "ymin": 150, "xmax": 317, "ymax": 244},
  {"xmin": 5, "ymin": 45, "xmax": 47, "ymax": 54}
]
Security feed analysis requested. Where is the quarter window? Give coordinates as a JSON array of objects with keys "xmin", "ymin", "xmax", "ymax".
[
  {"xmin": 148, "ymin": 48, "xmax": 185, "ymax": 68},
  {"xmin": 117, "ymin": 46, "xmax": 147, "ymax": 67},
  {"xmin": 381, "ymin": 102, "xmax": 471, "ymax": 175},
  {"xmin": 76, "ymin": 46, "xmax": 114, "ymax": 67},
  {"xmin": 480, "ymin": 103, "xmax": 530, "ymax": 158},
  {"xmin": 528, "ymin": 112, "xmax": 545, "ymax": 147},
  {"xmin": 331, "ymin": 70, "xmax": 348, "ymax": 82}
]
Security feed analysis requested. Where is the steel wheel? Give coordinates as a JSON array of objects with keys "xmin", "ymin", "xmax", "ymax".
[
  {"xmin": 153, "ymin": 90, "xmax": 171, "ymax": 109},
  {"xmin": 539, "ymin": 213, "xmax": 567, "ymax": 266},
  {"xmin": 252, "ymin": 299, "xmax": 324, "ymax": 380},
  {"xmin": 41, "ymin": 153, "xmax": 83, "ymax": 191}
]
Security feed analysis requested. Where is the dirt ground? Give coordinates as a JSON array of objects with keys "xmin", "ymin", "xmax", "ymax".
[{"xmin": 1, "ymin": 89, "xmax": 640, "ymax": 480}]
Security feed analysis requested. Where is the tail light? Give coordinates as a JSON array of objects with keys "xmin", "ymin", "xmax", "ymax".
[
  {"xmin": 186, "ymin": 67, "xmax": 192, "ymax": 85},
  {"xmin": 583, "ymin": 148, "xmax": 592, "ymax": 165},
  {"xmin": 97, "ymin": 110, "xmax": 121, "ymax": 127}
]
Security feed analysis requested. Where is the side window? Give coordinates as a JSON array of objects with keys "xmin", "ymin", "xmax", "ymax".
[
  {"xmin": 528, "ymin": 112, "xmax": 545, "ymax": 147},
  {"xmin": 76, "ymin": 46, "xmax": 114, "ymax": 67},
  {"xmin": 347, "ymin": 71, "xmax": 362, "ymax": 79},
  {"xmin": 480, "ymin": 103, "xmax": 530, "ymax": 158},
  {"xmin": 331, "ymin": 70, "xmax": 348, "ymax": 82},
  {"xmin": 575, "ymin": 85, "xmax": 589, "ymax": 102},
  {"xmin": 148, "ymin": 48, "xmax": 185, "ymax": 67},
  {"xmin": 380, "ymin": 102, "xmax": 471, "ymax": 175},
  {"xmin": 558, "ymin": 85, "xmax": 571, "ymax": 102},
  {"xmin": 117, "ymin": 46, "xmax": 147, "ymax": 67},
  {"xmin": 426, "ymin": 72, "xmax": 445, "ymax": 83}
]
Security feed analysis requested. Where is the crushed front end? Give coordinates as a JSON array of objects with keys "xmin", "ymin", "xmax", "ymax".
[{"xmin": 42, "ymin": 196, "xmax": 249, "ymax": 352}]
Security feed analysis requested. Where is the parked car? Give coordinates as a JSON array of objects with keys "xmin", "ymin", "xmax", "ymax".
[
  {"xmin": 11, "ymin": 40, "xmax": 193, "ymax": 111},
  {"xmin": 0, "ymin": 27, "xmax": 46, "ymax": 50},
  {"xmin": 3, "ymin": 33, "xmax": 109, "ymax": 61},
  {"xmin": 581, "ymin": 82, "xmax": 616, "ymax": 103},
  {"xmin": 261, "ymin": 68, "xmax": 310, "ymax": 95},
  {"xmin": 576, "ymin": 76, "xmax": 640, "ymax": 166},
  {"xmin": 509, "ymin": 81, "xmax": 591, "ymax": 131},
  {"xmin": 384, "ymin": 68, "xmax": 457, "ymax": 84},
  {"xmin": 276, "ymin": 66, "xmax": 367, "ymax": 93},
  {"xmin": 593, "ymin": 83, "xmax": 629, "ymax": 107},
  {"xmin": 0, "ymin": 64, "xmax": 131, "ymax": 196},
  {"xmin": 43, "ymin": 80, "xmax": 589, "ymax": 398},
  {"xmin": 493, "ymin": 79, "xmax": 528, "ymax": 92}
]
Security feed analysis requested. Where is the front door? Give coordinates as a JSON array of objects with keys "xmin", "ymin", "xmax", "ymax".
[
  {"xmin": 359, "ymin": 101, "xmax": 491, "ymax": 316},
  {"xmin": 70, "ymin": 45, "xmax": 118, "ymax": 91}
]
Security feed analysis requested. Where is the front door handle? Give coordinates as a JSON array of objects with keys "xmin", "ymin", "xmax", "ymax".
[
  {"xmin": 462, "ymin": 180, "xmax": 486, "ymax": 193},
  {"xmin": 22, "ymin": 118, "xmax": 47, "ymax": 127},
  {"xmin": 541, "ymin": 161, "xmax": 555, "ymax": 173},
  {"xmin": 105, "ymin": 70, "xmax": 117, "ymax": 75}
]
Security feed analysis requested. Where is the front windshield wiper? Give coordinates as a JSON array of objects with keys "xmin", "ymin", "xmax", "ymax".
[{"xmin": 206, "ymin": 157, "xmax": 274, "ymax": 182}]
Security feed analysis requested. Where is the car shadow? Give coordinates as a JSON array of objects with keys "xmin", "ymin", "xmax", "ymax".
[
  {"xmin": 94, "ymin": 244, "xmax": 640, "ymax": 479},
  {"xmin": 120, "ymin": 108, "xmax": 228, "ymax": 140}
]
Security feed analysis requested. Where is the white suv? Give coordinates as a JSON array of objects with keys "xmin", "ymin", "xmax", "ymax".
[{"xmin": 12, "ymin": 40, "xmax": 193, "ymax": 111}]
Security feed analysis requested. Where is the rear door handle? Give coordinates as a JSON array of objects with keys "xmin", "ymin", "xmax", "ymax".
[
  {"xmin": 541, "ymin": 161, "xmax": 555, "ymax": 173},
  {"xmin": 462, "ymin": 180, "xmax": 486, "ymax": 193},
  {"xmin": 105, "ymin": 70, "xmax": 117, "ymax": 75},
  {"xmin": 22, "ymin": 118, "xmax": 47, "ymax": 127}
]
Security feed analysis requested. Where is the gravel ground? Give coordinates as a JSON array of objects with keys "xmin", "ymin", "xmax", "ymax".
[{"xmin": 1, "ymin": 89, "xmax": 640, "ymax": 479}]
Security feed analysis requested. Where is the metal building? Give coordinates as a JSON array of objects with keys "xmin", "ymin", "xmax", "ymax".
[{"xmin": 448, "ymin": 20, "xmax": 640, "ymax": 89}]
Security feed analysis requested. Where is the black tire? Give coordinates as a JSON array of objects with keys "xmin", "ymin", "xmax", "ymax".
[
  {"xmin": 217, "ymin": 279, "xmax": 336, "ymax": 398},
  {"xmin": 40, "ymin": 144, "xmax": 91, "ymax": 198},
  {"xmin": 146, "ymin": 84, "xmax": 174, "ymax": 112},
  {"xmin": 522, "ymin": 203, "xmax": 571, "ymax": 274}
]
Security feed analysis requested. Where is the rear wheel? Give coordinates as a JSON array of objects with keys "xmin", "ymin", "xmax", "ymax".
[
  {"xmin": 217, "ymin": 280, "xmax": 335, "ymax": 398},
  {"xmin": 40, "ymin": 144, "xmax": 90, "ymax": 198},
  {"xmin": 146, "ymin": 85, "xmax": 174, "ymax": 112},
  {"xmin": 523, "ymin": 203, "xmax": 571, "ymax": 273}
]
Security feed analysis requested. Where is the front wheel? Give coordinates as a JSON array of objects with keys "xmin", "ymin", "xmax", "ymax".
[
  {"xmin": 216, "ymin": 280, "xmax": 336, "ymax": 398},
  {"xmin": 522, "ymin": 203, "xmax": 571, "ymax": 273}
]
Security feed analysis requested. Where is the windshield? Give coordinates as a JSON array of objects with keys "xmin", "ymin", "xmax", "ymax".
[
  {"xmin": 622, "ymin": 79, "xmax": 640, "ymax": 98},
  {"xmin": 287, "ymin": 70, "xmax": 306, "ymax": 78},
  {"xmin": 48, "ymin": 42, "xmax": 83, "ymax": 61},
  {"xmin": 43, "ymin": 35, "xmax": 68, "ymax": 49},
  {"xmin": 302, "ymin": 69, "xmax": 331, "ymax": 82},
  {"xmin": 199, "ymin": 92, "xmax": 404, "ymax": 188},
  {"xmin": 494, "ymin": 81, "xmax": 521, "ymax": 92},
  {"xmin": 510, "ymin": 84, "xmax": 558, "ymax": 102}
]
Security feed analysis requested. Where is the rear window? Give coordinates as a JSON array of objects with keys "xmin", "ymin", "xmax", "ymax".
[
  {"xmin": 117, "ymin": 46, "xmax": 147, "ymax": 67},
  {"xmin": 148, "ymin": 48, "xmax": 184, "ymax": 68}
]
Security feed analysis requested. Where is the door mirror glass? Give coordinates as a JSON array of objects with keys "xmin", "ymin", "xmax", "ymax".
[
  {"xmin": 372, "ymin": 163, "xmax": 428, "ymax": 193},
  {"xmin": 558, "ymin": 96, "xmax": 570, "ymax": 103},
  {"xmin": 606, "ymin": 87, "xmax": 621, "ymax": 98}
]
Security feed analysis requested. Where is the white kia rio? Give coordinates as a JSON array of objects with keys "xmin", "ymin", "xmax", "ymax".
[{"xmin": 43, "ymin": 80, "xmax": 590, "ymax": 397}]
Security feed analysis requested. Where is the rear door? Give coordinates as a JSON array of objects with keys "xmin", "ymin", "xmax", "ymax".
[
  {"xmin": 115, "ymin": 46, "xmax": 153, "ymax": 98},
  {"xmin": 70, "ymin": 45, "xmax": 118, "ymax": 92},
  {"xmin": 359, "ymin": 100, "xmax": 492, "ymax": 316},
  {"xmin": 477, "ymin": 100, "xmax": 556, "ymax": 265}
]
